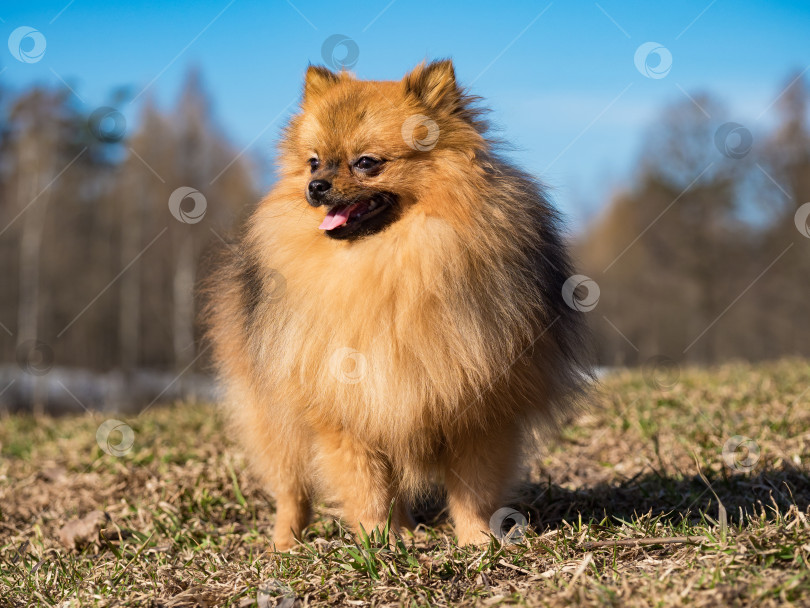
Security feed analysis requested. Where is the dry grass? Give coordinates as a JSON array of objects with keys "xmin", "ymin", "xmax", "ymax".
[{"xmin": 1, "ymin": 359, "xmax": 809, "ymax": 607}]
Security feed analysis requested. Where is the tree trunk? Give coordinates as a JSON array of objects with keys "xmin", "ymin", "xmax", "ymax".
[
  {"xmin": 16, "ymin": 148, "xmax": 50, "ymax": 415},
  {"xmin": 172, "ymin": 232, "xmax": 195, "ymax": 379},
  {"xmin": 119, "ymin": 180, "xmax": 143, "ymax": 384}
]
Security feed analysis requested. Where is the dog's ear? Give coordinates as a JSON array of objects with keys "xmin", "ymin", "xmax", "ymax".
[
  {"xmin": 304, "ymin": 65, "xmax": 340, "ymax": 100},
  {"xmin": 402, "ymin": 59, "xmax": 461, "ymax": 113}
]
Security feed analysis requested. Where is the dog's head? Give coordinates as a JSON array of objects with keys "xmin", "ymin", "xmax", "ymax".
[{"xmin": 280, "ymin": 59, "xmax": 486, "ymax": 241}]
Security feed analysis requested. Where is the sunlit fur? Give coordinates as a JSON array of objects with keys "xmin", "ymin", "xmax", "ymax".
[{"xmin": 203, "ymin": 60, "xmax": 590, "ymax": 550}]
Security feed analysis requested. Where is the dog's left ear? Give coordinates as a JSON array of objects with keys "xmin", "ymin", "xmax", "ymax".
[
  {"xmin": 402, "ymin": 59, "xmax": 462, "ymax": 114},
  {"xmin": 304, "ymin": 64, "xmax": 340, "ymax": 100}
]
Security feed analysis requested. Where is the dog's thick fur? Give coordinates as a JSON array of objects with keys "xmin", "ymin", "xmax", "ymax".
[{"xmin": 204, "ymin": 60, "xmax": 590, "ymax": 550}]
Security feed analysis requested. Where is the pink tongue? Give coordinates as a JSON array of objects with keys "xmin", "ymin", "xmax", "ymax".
[{"xmin": 319, "ymin": 203, "xmax": 359, "ymax": 231}]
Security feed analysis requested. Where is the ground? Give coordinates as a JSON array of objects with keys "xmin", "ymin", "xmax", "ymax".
[{"xmin": 1, "ymin": 359, "xmax": 809, "ymax": 607}]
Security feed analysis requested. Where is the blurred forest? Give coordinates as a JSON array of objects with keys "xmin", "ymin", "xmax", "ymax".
[
  {"xmin": 0, "ymin": 67, "xmax": 808, "ymax": 411},
  {"xmin": 0, "ymin": 68, "xmax": 258, "ymax": 412},
  {"xmin": 577, "ymin": 71, "xmax": 810, "ymax": 367}
]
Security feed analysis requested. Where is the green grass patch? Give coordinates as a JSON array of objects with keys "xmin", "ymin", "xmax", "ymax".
[{"xmin": 1, "ymin": 359, "xmax": 809, "ymax": 606}]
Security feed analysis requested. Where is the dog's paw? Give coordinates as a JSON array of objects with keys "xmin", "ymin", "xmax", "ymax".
[
  {"xmin": 270, "ymin": 534, "xmax": 297, "ymax": 552},
  {"xmin": 455, "ymin": 527, "xmax": 492, "ymax": 547}
]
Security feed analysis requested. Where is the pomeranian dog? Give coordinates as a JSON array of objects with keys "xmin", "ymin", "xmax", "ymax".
[{"xmin": 205, "ymin": 59, "xmax": 589, "ymax": 550}]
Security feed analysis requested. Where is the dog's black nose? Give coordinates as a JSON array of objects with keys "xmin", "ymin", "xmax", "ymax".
[{"xmin": 307, "ymin": 179, "xmax": 331, "ymax": 205}]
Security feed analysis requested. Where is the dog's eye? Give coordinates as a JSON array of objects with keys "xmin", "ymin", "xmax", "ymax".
[
  {"xmin": 354, "ymin": 156, "xmax": 381, "ymax": 171},
  {"xmin": 308, "ymin": 158, "xmax": 320, "ymax": 172}
]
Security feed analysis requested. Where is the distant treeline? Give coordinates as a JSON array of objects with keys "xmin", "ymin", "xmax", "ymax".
[
  {"xmin": 576, "ymin": 71, "xmax": 810, "ymax": 367},
  {"xmin": 1, "ymin": 68, "xmax": 808, "ymax": 406},
  {"xmin": 0, "ymin": 68, "xmax": 257, "ymax": 399}
]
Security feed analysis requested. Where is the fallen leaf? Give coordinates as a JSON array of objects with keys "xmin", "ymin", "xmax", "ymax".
[
  {"xmin": 58, "ymin": 510, "xmax": 106, "ymax": 549},
  {"xmin": 40, "ymin": 465, "xmax": 67, "ymax": 483}
]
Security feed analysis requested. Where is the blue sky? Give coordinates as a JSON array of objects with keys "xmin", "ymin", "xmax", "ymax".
[{"xmin": 2, "ymin": 0, "xmax": 809, "ymax": 230}]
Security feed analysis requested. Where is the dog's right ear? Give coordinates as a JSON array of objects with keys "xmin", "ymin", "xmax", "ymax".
[
  {"xmin": 304, "ymin": 65, "xmax": 339, "ymax": 100},
  {"xmin": 402, "ymin": 59, "xmax": 461, "ymax": 114}
]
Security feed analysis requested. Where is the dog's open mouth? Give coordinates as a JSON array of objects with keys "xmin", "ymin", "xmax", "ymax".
[{"xmin": 319, "ymin": 193, "xmax": 397, "ymax": 240}]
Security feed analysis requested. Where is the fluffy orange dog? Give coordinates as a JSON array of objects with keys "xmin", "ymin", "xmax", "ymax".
[{"xmin": 205, "ymin": 60, "xmax": 589, "ymax": 550}]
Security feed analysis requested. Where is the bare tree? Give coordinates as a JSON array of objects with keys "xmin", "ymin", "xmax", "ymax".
[{"xmin": 6, "ymin": 90, "xmax": 75, "ymax": 412}]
